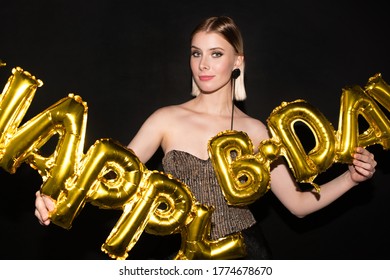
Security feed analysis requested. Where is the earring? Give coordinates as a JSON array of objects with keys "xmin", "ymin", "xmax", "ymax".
[{"xmin": 231, "ymin": 68, "xmax": 241, "ymax": 80}]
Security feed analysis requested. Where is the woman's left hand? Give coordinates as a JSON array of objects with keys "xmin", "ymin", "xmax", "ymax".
[{"xmin": 348, "ymin": 147, "xmax": 377, "ymax": 183}]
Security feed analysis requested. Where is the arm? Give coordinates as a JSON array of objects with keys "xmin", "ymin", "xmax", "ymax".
[
  {"xmin": 270, "ymin": 147, "xmax": 377, "ymax": 218},
  {"xmin": 246, "ymin": 118, "xmax": 377, "ymax": 218},
  {"xmin": 127, "ymin": 107, "xmax": 168, "ymax": 163}
]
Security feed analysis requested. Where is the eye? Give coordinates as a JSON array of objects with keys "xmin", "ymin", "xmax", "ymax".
[
  {"xmin": 191, "ymin": 50, "xmax": 201, "ymax": 57},
  {"xmin": 212, "ymin": 51, "xmax": 223, "ymax": 58}
]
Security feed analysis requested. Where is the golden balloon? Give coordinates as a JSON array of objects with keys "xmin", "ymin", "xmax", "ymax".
[{"xmin": 1, "ymin": 66, "xmax": 389, "ymax": 259}]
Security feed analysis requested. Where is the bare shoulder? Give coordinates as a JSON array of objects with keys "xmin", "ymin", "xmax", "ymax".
[
  {"xmin": 147, "ymin": 104, "xmax": 184, "ymax": 120},
  {"xmin": 143, "ymin": 103, "xmax": 191, "ymax": 130},
  {"xmin": 236, "ymin": 112, "xmax": 270, "ymax": 144}
]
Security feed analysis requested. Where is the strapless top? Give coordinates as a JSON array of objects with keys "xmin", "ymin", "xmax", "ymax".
[{"xmin": 162, "ymin": 150, "xmax": 256, "ymax": 239}]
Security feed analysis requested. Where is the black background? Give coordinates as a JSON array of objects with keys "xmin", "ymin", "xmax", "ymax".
[{"xmin": 1, "ymin": 0, "xmax": 390, "ymax": 260}]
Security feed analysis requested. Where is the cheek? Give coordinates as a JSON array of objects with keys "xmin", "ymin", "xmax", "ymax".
[{"xmin": 215, "ymin": 63, "xmax": 233, "ymax": 79}]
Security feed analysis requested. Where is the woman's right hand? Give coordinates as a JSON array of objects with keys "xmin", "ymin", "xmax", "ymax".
[{"xmin": 34, "ymin": 190, "xmax": 55, "ymax": 226}]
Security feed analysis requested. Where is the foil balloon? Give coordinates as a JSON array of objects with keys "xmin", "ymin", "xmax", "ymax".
[
  {"xmin": 2, "ymin": 64, "xmax": 390, "ymax": 260},
  {"xmin": 50, "ymin": 138, "xmax": 146, "ymax": 229},
  {"xmin": 102, "ymin": 169, "xmax": 197, "ymax": 260},
  {"xmin": 336, "ymin": 73, "xmax": 390, "ymax": 162},
  {"xmin": 208, "ymin": 130, "xmax": 271, "ymax": 206},
  {"xmin": 8, "ymin": 94, "xmax": 87, "ymax": 200},
  {"xmin": 0, "ymin": 67, "xmax": 200, "ymax": 260},
  {"xmin": 144, "ymin": 171, "xmax": 196, "ymax": 236},
  {"xmin": 0, "ymin": 67, "xmax": 43, "ymax": 163},
  {"xmin": 174, "ymin": 203, "xmax": 246, "ymax": 260},
  {"xmin": 364, "ymin": 73, "xmax": 390, "ymax": 149},
  {"xmin": 0, "ymin": 67, "xmax": 88, "ymax": 202},
  {"xmin": 365, "ymin": 73, "xmax": 390, "ymax": 113},
  {"xmin": 40, "ymin": 136, "xmax": 196, "ymax": 259},
  {"xmin": 266, "ymin": 99, "xmax": 336, "ymax": 188}
]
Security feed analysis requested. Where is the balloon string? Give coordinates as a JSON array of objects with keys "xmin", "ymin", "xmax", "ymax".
[
  {"xmin": 311, "ymin": 182, "xmax": 321, "ymax": 193},
  {"xmin": 230, "ymin": 79, "xmax": 236, "ymax": 130}
]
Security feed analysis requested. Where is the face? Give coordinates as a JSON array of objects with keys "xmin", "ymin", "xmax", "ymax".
[{"xmin": 190, "ymin": 31, "xmax": 242, "ymax": 94}]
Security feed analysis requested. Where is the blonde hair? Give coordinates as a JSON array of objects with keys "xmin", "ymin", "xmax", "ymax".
[{"xmin": 190, "ymin": 16, "xmax": 247, "ymax": 101}]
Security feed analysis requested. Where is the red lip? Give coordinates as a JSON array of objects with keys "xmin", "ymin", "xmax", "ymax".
[{"xmin": 199, "ymin": 75, "xmax": 214, "ymax": 81}]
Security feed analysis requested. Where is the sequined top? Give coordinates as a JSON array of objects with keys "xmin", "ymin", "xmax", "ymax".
[{"xmin": 162, "ymin": 150, "xmax": 256, "ymax": 240}]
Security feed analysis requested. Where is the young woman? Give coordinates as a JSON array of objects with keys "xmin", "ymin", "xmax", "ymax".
[{"xmin": 35, "ymin": 16, "xmax": 377, "ymax": 259}]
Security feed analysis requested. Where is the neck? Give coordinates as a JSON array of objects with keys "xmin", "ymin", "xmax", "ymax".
[{"xmin": 193, "ymin": 92, "xmax": 234, "ymax": 117}]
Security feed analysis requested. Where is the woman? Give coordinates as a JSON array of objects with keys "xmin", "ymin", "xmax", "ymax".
[{"xmin": 35, "ymin": 16, "xmax": 377, "ymax": 259}]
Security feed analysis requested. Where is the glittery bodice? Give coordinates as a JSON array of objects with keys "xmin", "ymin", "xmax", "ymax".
[{"xmin": 162, "ymin": 150, "xmax": 256, "ymax": 239}]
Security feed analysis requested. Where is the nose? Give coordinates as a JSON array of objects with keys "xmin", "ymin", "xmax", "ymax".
[{"xmin": 199, "ymin": 57, "xmax": 210, "ymax": 70}]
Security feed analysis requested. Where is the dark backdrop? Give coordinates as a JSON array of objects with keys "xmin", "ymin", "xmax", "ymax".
[{"xmin": 1, "ymin": 0, "xmax": 389, "ymax": 260}]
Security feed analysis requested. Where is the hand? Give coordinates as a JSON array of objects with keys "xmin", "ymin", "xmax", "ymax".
[
  {"xmin": 34, "ymin": 190, "xmax": 55, "ymax": 226},
  {"xmin": 348, "ymin": 147, "xmax": 377, "ymax": 184}
]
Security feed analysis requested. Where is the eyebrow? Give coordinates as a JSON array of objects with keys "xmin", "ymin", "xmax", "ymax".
[{"xmin": 191, "ymin": 46, "xmax": 225, "ymax": 51}]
